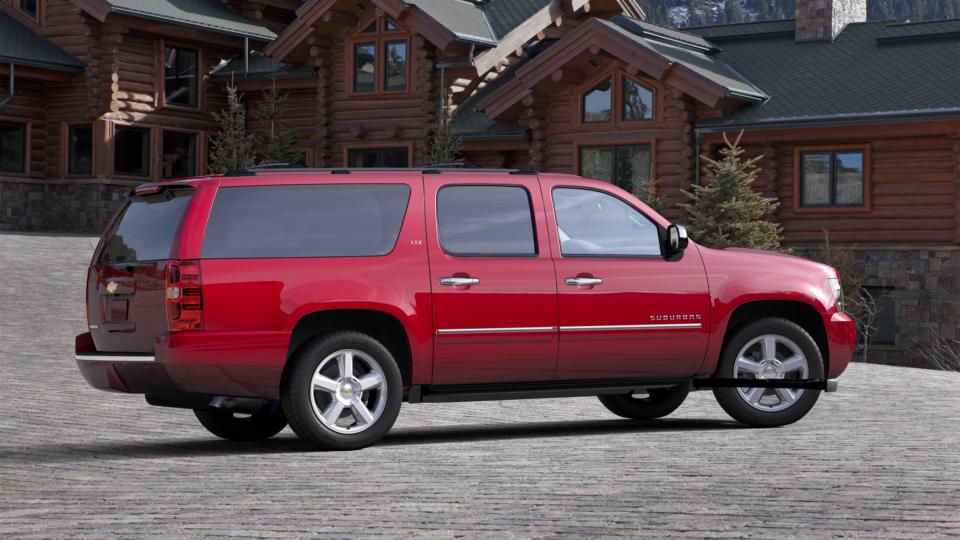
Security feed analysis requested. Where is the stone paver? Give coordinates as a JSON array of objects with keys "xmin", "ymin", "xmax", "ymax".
[{"xmin": 1, "ymin": 233, "xmax": 958, "ymax": 538}]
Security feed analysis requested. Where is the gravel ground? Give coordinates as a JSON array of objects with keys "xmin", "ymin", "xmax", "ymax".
[{"xmin": 1, "ymin": 232, "xmax": 958, "ymax": 538}]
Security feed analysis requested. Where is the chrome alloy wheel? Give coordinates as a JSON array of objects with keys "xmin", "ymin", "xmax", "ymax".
[
  {"xmin": 309, "ymin": 349, "xmax": 387, "ymax": 434},
  {"xmin": 733, "ymin": 334, "xmax": 810, "ymax": 412}
]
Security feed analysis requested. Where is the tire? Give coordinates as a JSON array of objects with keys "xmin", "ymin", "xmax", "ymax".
[
  {"xmin": 281, "ymin": 331, "xmax": 403, "ymax": 451},
  {"xmin": 598, "ymin": 383, "xmax": 690, "ymax": 420},
  {"xmin": 194, "ymin": 403, "xmax": 287, "ymax": 441},
  {"xmin": 713, "ymin": 317, "xmax": 824, "ymax": 428}
]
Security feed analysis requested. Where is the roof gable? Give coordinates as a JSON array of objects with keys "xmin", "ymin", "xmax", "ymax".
[{"xmin": 476, "ymin": 16, "xmax": 764, "ymax": 118}]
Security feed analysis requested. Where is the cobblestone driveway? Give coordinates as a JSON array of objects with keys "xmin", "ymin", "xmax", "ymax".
[{"xmin": 1, "ymin": 233, "xmax": 958, "ymax": 538}]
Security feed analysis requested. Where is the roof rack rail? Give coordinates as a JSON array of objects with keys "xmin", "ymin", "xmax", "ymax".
[{"xmin": 221, "ymin": 166, "xmax": 531, "ymax": 176}]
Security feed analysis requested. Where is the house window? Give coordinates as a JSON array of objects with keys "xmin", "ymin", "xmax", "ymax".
[
  {"xmin": 114, "ymin": 127, "xmax": 150, "ymax": 177},
  {"xmin": 164, "ymin": 45, "xmax": 198, "ymax": 108},
  {"xmin": 383, "ymin": 41, "xmax": 407, "ymax": 92},
  {"xmin": 801, "ymin": 150, "xmax": 865, "ymax": 207},
  {"xmin": 162, "ymin": 131, "xmax": 196, "ymax": 178},
  {"xmin": 67, "ymin": 124, "xmax": 93, "ymax": 175},
  {"xmin": 353, "ymin": 43, "xmax": 376, "ymax": 93},
  {"xmin": 580, "ymin": 70, "xmax": 656, "ymax": 125},
  {"xmin": 351, "ymin": 17, "xmax": 408, "ymax": 94},
  {"xmin": 20, "ymin": 0, "xmax": 38, "ymax": 19},
  {"xmin": 346, "ymin": 147, "xmax": 409, "ymax": 167},
  {"xmin": 579, "ymin": 144, "xmax": 652, "ymax": 197},
  {"xmin": 582, "ymin": 78, "xmax": 612, "ymax": 123},
  {"xmin": 622, "ymin": 77, "xmax": 653, "ymax": 121},
  {"xmin": 0, "ymin": 121, "xmax": 27, "ymax": 174}
]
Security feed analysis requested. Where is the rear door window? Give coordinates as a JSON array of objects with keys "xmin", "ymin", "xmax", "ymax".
[
  {"xmin": 436, "ymin": 185, "xmax": 537, "ymax": 256},
  {"xmin": 98, "ymin": 189, "xmax": 194, "ymax": 263},
  {"xmin": 201, "ymin": 184, "xmax": 410, "ymax": 258}
]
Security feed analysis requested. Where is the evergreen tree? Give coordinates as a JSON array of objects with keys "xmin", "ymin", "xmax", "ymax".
[
  {"xmin": 208, "ymin": 83, "xmax": 254, "ymax": 174},
  {"xmin": 427, "ymin": 117, "xmax": 464, "ymax": 166},
  {"xmin": 682, "ymin": 131, "xmax": 783, "ymax": 251},
  {"xmin": 640, "ymin": 177, "xmax": 666, "ymax": 213},
  {"xmin": 253, "ymin": 77, "xmax": 300, "ymax": 165}
]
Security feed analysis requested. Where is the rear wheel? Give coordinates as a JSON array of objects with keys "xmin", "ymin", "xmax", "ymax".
[
  {"xmin": 194, "ymin": 404, "xmax": 287, "ymax": 441},
  {"xmin": 713, "ymin": 318, "xmax": 823, "ymax": 427},
  {"xmin": 598, "ymin": 384, "xmax": 690, "ymax": 420},
  {"xmin": 282, "ymin": 331, "xmax": 402, "ymax": 450}
]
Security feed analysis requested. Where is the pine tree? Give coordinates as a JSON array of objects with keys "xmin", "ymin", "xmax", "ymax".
[
  {"xmin": 682, "ymin": 131, "xmax": 783, "ymax": 251},
  {"xmin": 208, "ymin": 83, "xmax": 254, "ymax": 173},
  {"xmin": 641, "ymin": 177, "xmax": 666, "ymax": 213},
  {"xmin": 253, "ymin": 77, "xmax": 300, "ymax": 165},
  {"xmin": 427, "ymin": 117, "xmax": 464, "ymax": 166}
]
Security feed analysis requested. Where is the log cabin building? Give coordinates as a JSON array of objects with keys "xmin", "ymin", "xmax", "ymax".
[{"xmin": 0, "ymin": 0, "xmax": 958, "ymax": 365}]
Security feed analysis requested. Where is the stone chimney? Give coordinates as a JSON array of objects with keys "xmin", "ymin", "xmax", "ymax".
[{"xmin": 795, "ymin": 0, "xmax": 867, "ymax": 41}]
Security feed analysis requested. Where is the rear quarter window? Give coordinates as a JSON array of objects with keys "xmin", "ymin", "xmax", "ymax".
[
  {"xmin": 98, "ymin": 189, "xmax": 194, "ymax": 264},
  {"xmin": 201, "ymin": 184, "xmax": 410, "ymax": 258}
]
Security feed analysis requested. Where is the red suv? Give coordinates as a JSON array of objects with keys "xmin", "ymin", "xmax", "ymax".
[{"xmin": 76, "ymin": 168, "xmax": 855, "ymax": 450}]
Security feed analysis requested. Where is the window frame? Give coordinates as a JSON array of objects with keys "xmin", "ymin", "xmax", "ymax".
[
  {"xmin": 551, "ymin": 185, "xmax": 665, "ymax": 260},
  {"xmin": 347, "ymin": 15, "xmax": 411, "ymax": 97},
  {"xmin": 436, "ymin": 183, "xmax": 540, "ymax": 258},
  {"xmin": 576, "ymin": 66, "xmax": 656, "ymax": 129},
  {"xmin": 157, "ymin": 40, "xmax": 202, "ymax": 110},
  {"xmin": 64, "ymin": 122, "xmax": 95, "ymax": 177},
  {"xmin": 794, "ymin": 145, "xmax": 871, "ymax": 213},
  {"xmin": 343, "ymin": 143, "xmax": 413, "ymax": 168},
  {"xmin": 18, "ymin": 0, "xmax": 42, "ymax": 24},
  {"xmin": 0, "ymin": 119, "xmax": 30, "ymax": 176},
  {"xmin": 160, "ymin": 128, "xmax": 201, "ymax": 179}
]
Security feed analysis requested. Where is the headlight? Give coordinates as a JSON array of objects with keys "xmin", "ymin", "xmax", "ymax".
[{"xmin": 828, "ymin": 277, "xmax": 844, "ymax": 312}]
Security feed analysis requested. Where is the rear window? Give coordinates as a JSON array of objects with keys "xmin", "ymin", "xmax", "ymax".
[
  {"xmin": 201, "ymin": 184, "xmax": 410, "ymax": 258},
  {"xmin": 98, "ymin": 189, "xmax": 194, "ymax": 264},
  {"xmin": 436, "ymin": 185, "xmax": 537, "ymax": 256}
]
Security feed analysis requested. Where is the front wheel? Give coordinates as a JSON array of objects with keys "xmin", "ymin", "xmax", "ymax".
[
  {"xmin": 713, "ymin": 318, "xmax": 824, "ymax": 427},
  {"xmin": 598, "ymin": 383, "xmax": 690, "ymax": 420}
]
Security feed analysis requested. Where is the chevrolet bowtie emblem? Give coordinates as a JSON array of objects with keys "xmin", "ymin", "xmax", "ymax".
[{"xmin": 105, "ymin": 282, "xmax": 119, "ymax": 295}]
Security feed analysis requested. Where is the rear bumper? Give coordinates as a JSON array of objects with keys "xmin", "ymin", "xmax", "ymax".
[
  {"xmin": 825, "ymin": 311, "xmax": 856, "ymax": 379},
  {"xmin": 75, "ymin": 331, "xmax": 287, "ymax": 398}
]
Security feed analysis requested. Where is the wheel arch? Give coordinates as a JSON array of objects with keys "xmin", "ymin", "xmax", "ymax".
[
  {"xmin": 717, "ymin": 300, "xmax": 829, "ymax": 376},
  {"xmin": 284, "ymin": 309, "xmax": 414, "ymax": 386}
]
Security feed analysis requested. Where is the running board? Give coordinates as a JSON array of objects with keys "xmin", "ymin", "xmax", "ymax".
[
  {"xmin": 694, "ymin": 378, "xmax": 839, "ymax": 392},
  {"xmin": 406, "ymin": 378, "xmax": 690, "ymax": 404}
]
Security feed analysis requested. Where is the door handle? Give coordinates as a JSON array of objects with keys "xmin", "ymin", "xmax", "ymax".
[
  {"xmin": 440, "ymin": 276, "xmax": 480, "ymax": 286},
  {"xmin": 565, "ymin": 277, "xmax": 603, "ymax": 286}
]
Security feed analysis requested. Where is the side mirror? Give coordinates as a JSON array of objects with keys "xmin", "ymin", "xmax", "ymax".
[{"xmin": 666, "ymin": 224, "xmax": 689, "ymax": 257}]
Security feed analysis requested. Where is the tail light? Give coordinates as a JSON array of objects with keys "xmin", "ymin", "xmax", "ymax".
[{"xmin": 166, "ymin": 260, "xmax": 203, "ymax": 331}]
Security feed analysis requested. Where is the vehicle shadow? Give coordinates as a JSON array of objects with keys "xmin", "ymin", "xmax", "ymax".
[{"xmin": 3, "ymin": 418, "xmax": 743, "ymax": 463}]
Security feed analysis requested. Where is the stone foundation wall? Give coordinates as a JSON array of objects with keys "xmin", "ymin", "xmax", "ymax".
[
  {"xmin": 794, "ymin": 246, "xmax": 960, "ymax": 368},
  {"xmin": 0, "ymin": 179, "xmax": 133, "ymax": 233}
]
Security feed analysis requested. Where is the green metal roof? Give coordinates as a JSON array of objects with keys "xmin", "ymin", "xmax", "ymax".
[
  {"xmin": 105, "ymin": 0, "xmax": 277, "ymax": 41},
  {"xmin": 0, "ymin": 11, "xmax": 84, "ymax": 72},
  {"xmin": 687, "ymin": 18, "xmax": 960, "ymax": 128},
  {"xmin": 210, "ymin": 51, "xmax": 314, "ymax": 80},
  {"xmin": 405, "ymin": 0, "xmax": 496, "ymax": 45},
  {"xmin": 404, "ymin": 0, "xmax": 555, "ymax": 45}
]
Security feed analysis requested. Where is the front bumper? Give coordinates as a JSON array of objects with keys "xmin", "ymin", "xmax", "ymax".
[{"xmin": 825, "ymin": 311, "xmax": 856, "ymax": 378}]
